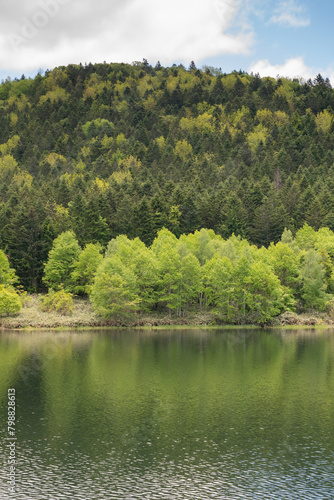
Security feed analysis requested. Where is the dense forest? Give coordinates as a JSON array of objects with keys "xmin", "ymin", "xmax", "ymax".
[{"xmin": 0, "ymin": 60, "xmax": 334, "ymax": 295}]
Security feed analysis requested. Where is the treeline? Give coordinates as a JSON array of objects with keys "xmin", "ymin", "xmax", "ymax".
[
  {"xmin": 35, "ymin": 225, "xmax": 334, "ymax": 324},
  {"xmin": 1, "ymin": 61, "xmax": 334, "ymax": 290}
]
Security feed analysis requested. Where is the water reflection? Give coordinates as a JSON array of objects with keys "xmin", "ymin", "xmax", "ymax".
[{"xmin": 0, "ymin": 328, "xmax": 334, "ymax": 499}]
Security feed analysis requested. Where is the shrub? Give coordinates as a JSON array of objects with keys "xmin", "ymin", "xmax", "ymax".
[
  {"xmin": 0, "ymin": 286, "xmax": 22, "ymax": 317},
  {"xmin": 40, "ymin": 289, "xmax": 73, "ymax": 316}
]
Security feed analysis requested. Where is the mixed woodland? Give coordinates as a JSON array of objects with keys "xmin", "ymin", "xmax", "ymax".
[{"xmin": 1, "ymin": 60, "xmax": 334, "ymax": 323}]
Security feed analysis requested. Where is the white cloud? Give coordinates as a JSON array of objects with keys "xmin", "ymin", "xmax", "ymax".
[
  {"xmin": 249, "ymin": 56, "xmax": 334, "ymax": 86},
  {"xmin": 269, "ymin": 0, "xmax": 310, "ymax": 27},
  {"xmin": 0, "ymin": 0, "xmax": 254, "ymax": 72},
  {"xmin": 249, "ymin": 56, "xmax": 314, "ymax": 80}
]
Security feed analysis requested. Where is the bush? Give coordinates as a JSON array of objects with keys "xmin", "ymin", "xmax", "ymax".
[
  {"xmin": 40, "ymin": 289, "xmax": 73, "ymax": 316},
  {"xmin": 0, "ymin": 286, "xmax": 22, "ymax": 317}
]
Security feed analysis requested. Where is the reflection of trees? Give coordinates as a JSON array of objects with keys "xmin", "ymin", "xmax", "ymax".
[{"xmin": 1, "ymin": 330, "xmax": 334, "ymax": 462}]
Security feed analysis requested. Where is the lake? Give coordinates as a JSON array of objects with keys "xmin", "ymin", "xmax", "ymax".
[{"xmin": 0, "ymin": 328, "xmax": 334, "ymax": 499}]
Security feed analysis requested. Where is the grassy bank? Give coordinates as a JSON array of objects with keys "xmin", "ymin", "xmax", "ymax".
[
  {"xmin": 1, "ymin": 295, "xmax": 334, "ymax": 330},
  {"xmin": 0, "ymin": 294, "xmax": 218, "ymax": 330},
  {"xmin": 0, "ymin": 295, "xmax": 99, "ymax": 330}
]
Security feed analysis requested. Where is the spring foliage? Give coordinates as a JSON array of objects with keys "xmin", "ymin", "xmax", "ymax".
[
  {"xmin": 40, "ymin": 289, "xmax": 73, "ymax": 316},
  {"xmin": 0, "ymin": 285, "xmax": 21, "ymax": 317},
  {"xmin": 1, "ymin": 63, "xmax": 334, "ymax": 292},
  {"xmin": 84, "ymin": 224, "xmax": 334, "ymax": 323},
  {"xmin": 2, "ymin": 224, "xmax": 334, "ymax": 323},
  {"xmin": 0, "ymin": 251, "xmax": 21, "ymax": 316},
  {"xmin": 43, "ymin": 231, "xmax": 81, "ymax": 291}
]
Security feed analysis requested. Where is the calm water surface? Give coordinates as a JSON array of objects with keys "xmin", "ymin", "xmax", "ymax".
[{"xmin": 0, "ymin": 328, "xmax": 334, "ymax": 499}]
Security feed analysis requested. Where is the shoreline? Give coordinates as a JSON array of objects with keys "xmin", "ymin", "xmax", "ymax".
[{"xmin": 1, "ymin": 295, "xmax": 334, "ymax": 332}]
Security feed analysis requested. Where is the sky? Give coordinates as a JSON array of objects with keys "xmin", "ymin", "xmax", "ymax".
[{"xmin": 0, "ymin": 0, "xmax": 333, "ymax": 83}]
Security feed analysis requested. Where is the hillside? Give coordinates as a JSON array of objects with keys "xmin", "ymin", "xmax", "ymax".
[{"xmin": 0, "ymin": 61, "xmax": 334, "ymax": 291}]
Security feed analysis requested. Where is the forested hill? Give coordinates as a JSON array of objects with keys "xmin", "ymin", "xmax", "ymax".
[{"xmin": 1, "ymin": 61, "xmax": 334, "ymax": 291}]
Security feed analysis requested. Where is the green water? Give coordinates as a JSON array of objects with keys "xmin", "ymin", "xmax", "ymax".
[{"xmin": 0, "ymin": 328, "xmax": 334, "ymax": 499}]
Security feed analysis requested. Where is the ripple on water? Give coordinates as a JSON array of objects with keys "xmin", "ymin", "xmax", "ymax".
[{"xmin": 1, "ymin": 445, "xmax": 333, "ymax": 500}]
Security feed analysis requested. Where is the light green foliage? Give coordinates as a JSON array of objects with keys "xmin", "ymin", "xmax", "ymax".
[
  {"xmin": 231, "ymin": 106, "xmax": 250, "ymax": 131},
  {"xmin": 90, "ymin": 256, "xmax": 140, "ymax": 320},
  {"xmin": 0, "ymin": 250, "xmax": 17, "ymax": 286},
  {"xmin": 313, "ymin": 227, "xmax": 334, "ymax": 290},
  {"xmin": 0, "ymin": 285, "xmax": 22, "ymax": 317},
  {"xmin": 204, "ymin": 255, "xmax": 236, "ymax": 321},
  {"xmin": 151, "ymin": 228, "xmax": 178, "ymax": 254},
  {"xmin": 247, "ymin": 124, "xmax": 268, "ymax": 152},
  {"xmin": 40, "ymin": 289, "xmax": 73, "ymax": 316},
  {"xmin": 268, "ymin": 242, "xmax": 300, "ymax": 289},
  {"xmin": 314, "ymin": 227, "xmax": 334, "ymax": 258},
  {"xmin": 179, "ymin": 253, "xmax": 202, "ymax": 313},
  {"xmin": 0, "ymin": 155, "xmax": 18, "ymax": 187},
  {"xmin": 155, "ymin": 136, "xmax": 166, "ymax": 150},
  {"xmin": 71, "ymin": 243, "xmax": 103, "ymax": 294},
  {"xmin": 294, "ymin": 225, "xmax": 334, "ymax": 294},
  {"xmin": 0, "ymin": 136, "xmax": 20, "ymax": 156},
  {"xmin": 300, "ymin": 249, "xmax": 329, "ymax": 311},
  {"xmin": 152, "ymin": 232, "xmax": 182, "ymax": 314},
  {"xmin": 0, "ymin": 249, "xmax": 22, "ymax": 317},
  {"xmin": 244, "ymin": 262, "xmax": 285, "ymax": 324},
  {"xmin": 106, "ymin": 234, "xmax": 134, "ymax": 260},
  {"xmin": 173, "ymin": 140, "xmax": 193, "ymax": 161},
  {"xmin": 216, "ymin": 234, "xmax": 257, "ymax": 266},
  {"xmin": 8, "ymin": 78, "xmax": 34, "ymax": 98},
  {"xmin": 203, "ymin": 248, "xmax": 286, "ymax": 324},
  {"xmin": 256, "ymin": 109, "xmax": 289, "ymax": 128},
  {"xmin": 39, "ymin": 87, "xmax": 68, "ymax": 105},
  {"xmin": 152, "ymin": 228, "xmax": 202, "ymax": 315},
  {"xmin": 106, "ymin": 235, "xmax": 159, "ymax": 312},
  {"xmin": 43, "ymin": 224, "xmax": 334, "ymax": 322},
  {"xmin": 82, "ymin": 118, "xmax": 114, "ymax": 138},
  {"xmin": 295, "ymin": 224, "xmax": 317, "ymax": 250},
  {"xmin": 129, "ymin": 239, "xmax": 159, "ymax": 312},
  {"xmin": 180, "ymin": 113, "xmax": 214, "ymax": 134},
  {"xmin": 315, "ymin": 109, "xmax": 332, "ymax": 134},
  {"xmin": 222, "ymin": 73, "xmax": 237, "ymax": 90},
  {"xmin": 281, "ymin": 228, "xmax": 299, "ymax": 251},
  {"xmin": 43, "ymin": 231, "xmax": 81, "ymax": 291},
  {"xmin": 178, "ymin": 229, "xmax": 220, "ymax": 265}
]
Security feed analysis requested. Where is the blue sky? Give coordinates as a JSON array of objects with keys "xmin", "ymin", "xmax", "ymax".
[{"xmin": 0, "ymin": 0, "xmax": 333, "ymax": 83}]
